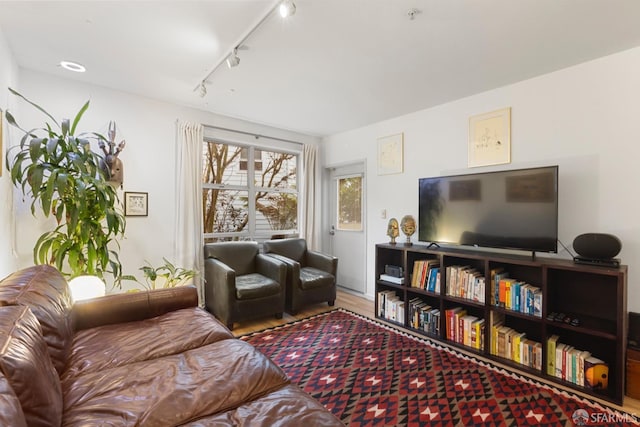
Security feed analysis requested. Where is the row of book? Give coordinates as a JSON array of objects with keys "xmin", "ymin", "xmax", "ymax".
[
  {"xmin": 490, "ymin": 313, "xmax": 542, "ymax": 369},
  {"xmin": 410, "ymin": 259, "xmax": 441, "ymax": 292},
  {"xmin": 408, "ymin": 297, "xmax": 440, "ymax": 335},
  {"xmin": 547, "ymin": 335, "xmax": 609, "ymax": 390},
  {"xmin": 445, "ymin": 307, "xmax": 485, "ymax": 350},
  {"xmin": 446, "ymin": 265, "xmax": 485, "ymax": 303},
  {"xmin": 377, "ymin": 290, "xmax": 404, "ymax": 323},
  {"xmin": 490, "ymin": 268, "xmax": 542, "ymax": 317}
]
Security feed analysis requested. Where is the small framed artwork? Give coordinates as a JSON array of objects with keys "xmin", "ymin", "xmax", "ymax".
[
  {"xmin": 377, "ymin": 132, "xmax": 404, "ymax": 175},
  {"xmin": 468, "ymin": 107, "xmax": 511, "ymax": 168},
  {"xmin": 124, "ymin": 191, "xmax": 148, "ymax": 216}
]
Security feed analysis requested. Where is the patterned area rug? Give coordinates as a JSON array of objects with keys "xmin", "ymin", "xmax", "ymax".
[{"xmin": 241, "ymin": 309, "xmax": 637, "ymax": 426}]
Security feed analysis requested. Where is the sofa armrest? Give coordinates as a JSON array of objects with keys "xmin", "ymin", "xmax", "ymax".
[
  {"xmin": 307, "ymin": 250, "xmax": 338, "ymax": 276},
  {"xmin": 72, "ymin": 286, "xmax": 198, "ymax": 331}
]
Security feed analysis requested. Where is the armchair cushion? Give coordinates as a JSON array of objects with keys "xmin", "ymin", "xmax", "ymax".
[
  {"xmin": 300, "ymin": 267, "xmax": 335, "ymax": 290},
  {"xmin": 236, "ymin": 274, "xmax": 281, "ymax": 300}
]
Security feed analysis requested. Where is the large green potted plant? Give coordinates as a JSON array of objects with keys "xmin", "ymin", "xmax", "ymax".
[{"xmin": 4, "ymin": 88, "xmax": 126, "ymax": 284}]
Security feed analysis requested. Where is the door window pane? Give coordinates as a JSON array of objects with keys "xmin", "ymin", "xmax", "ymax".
[{"xmin": 337, "ymin": 176, "xmax": 362, "ymax": 231}]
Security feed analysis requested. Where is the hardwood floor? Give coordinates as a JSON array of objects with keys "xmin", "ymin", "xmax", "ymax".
[{"xmin": 231, "ymin": 288, "xmax": 640, "ymax": 416}]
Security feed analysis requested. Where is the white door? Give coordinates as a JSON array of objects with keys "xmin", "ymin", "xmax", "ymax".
[{"xmin": 328, "ymin": 163, "xmax": 366, "ymax": 293}]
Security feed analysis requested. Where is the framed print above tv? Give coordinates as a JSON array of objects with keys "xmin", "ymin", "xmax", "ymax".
[
  {"xmin": 468, "ymin": 107, "xmax": 511, "ymax": 168},
  {"xmin": 377, "ymin": 132, "xmax": 404, "ymax": 175}
]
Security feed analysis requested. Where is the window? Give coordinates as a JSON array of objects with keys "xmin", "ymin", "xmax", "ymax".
[
  {"xmin": 240, "ymin": 148, "xmax": 263, "ymax": 171},
  {"xmin": 337, "ymin": 175, "xmax": 363, "ymax": 231},
  {"xmin": 202, "ymin": 141, "xmax": 299, "ymax": 243}
]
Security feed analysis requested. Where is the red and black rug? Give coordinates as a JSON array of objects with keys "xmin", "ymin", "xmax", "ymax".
[{"xmin": 241, "ymin": 309, "xmax": 637, "ymax": 426}]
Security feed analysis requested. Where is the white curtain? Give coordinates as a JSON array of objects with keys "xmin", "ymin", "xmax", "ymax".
[
  {"xmin": 302, "ymin": 144, "xmax": 319, "ymax": 250},
  {"xmin": 175, "ymin": 121, "xmax": 204, "ymax": 306}
]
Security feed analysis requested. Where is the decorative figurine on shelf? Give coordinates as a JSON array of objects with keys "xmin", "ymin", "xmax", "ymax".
[
  {"xmin": 400, "ymin": 215, "xmax": 416, "ymax": 246},
  {"xmin": 387, "ymin": 218, "xmax": 400, "ymax": 245}
]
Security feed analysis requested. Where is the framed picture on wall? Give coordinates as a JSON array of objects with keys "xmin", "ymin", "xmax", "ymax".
[
  {"xmin": 468, "ymin": 107, "xmax": 511, "ymax": 168},
  {"xmin": 124, "ymin": 191, "xmax": 148, "ymax": 216},
  {"xmin": 377, "ymin": 132, "xmax": 404, "ymax": 175}
]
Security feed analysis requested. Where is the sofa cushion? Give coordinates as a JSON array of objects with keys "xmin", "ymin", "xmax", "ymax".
[
  {"xmin": 178, "ymin": 384, "xmax": 344, "ymax": 426},
  {"xmin": 0, "ymin": 306, "xmax": 63, "ymax": 427},
  {"xmin": 63, "ymin": 307, "xmax": 234, "ymax": 379},
  {"xmin": 236, "ymin": 273, "xmax": 281, "ymax": 300},
  {"xmin": 0, "ymin": 373, "xmax": 27, "ymax": 427},
  {"xmin": 300, "ymin": 267, "xmax": 334, "ymax": 290},
  {"xmin": 0, "ymin": 265, "xmax": 73, "ymax": 374},
  {"xmin": 62, "ymin": 339, "xmax": 289, "ymax": 426}
]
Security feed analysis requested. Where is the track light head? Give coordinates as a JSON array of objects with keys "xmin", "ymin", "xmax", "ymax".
[
  {"xmin": 226, "ymin": 49, "xmax": 240, "ymax": 68},
  {"xmin": 198, "ymin": 81, "xmax": 207, "ymax": 98},
  {"xmin": 279, "ymin": 0, "xmax": 296, "ymax": 18}
]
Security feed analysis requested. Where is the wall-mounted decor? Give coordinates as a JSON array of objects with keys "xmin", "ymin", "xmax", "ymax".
[
  {"xmin": 377, "ymin": 132, "xmax": 404, "ymax": 175},
  {"xmin": 124, "ymin": 191, "xmax": 148, "ymax": 216},
  {"xmin": 99, "ymin": 121, "xmax": 126, "ymax": 188},
  {"xmin": 0, "ymin": 108, "xmax": 3, "ymax": 177},
  {"xmin": 468, "ymin": 107, "xmax": 511, "ymax": 168}
]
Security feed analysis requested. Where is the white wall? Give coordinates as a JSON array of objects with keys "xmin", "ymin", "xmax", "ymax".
[
  {"xmin": 322, "ymin": 46, "xmax": 640, "ymax": 312},
  {"xmin": 8, "ymin": 69, "xmax": 319, "ymax": 292},
  {"xmin": 0, "ymin": 27, "xmax": 19, "ymax": 279}
]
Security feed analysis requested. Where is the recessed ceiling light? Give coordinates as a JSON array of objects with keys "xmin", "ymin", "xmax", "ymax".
[{"xmin": 60, "ymin": 61, "xmax": 86, "ymax": 73}]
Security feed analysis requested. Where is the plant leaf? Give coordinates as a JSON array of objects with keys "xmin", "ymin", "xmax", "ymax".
[
  {"xmin": 9, "ymin": 88, "xmax": 60, "ymax": 128},
  {"xmin": 71, "ymin": 100, "xmax": 90, "ymax": 135}
]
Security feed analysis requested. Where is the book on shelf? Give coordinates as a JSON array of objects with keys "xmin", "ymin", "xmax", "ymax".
[
  {"xmin": 555, "ymin": 343, "xmax": 566, "ymax": 378},
  {"xmin": 445, "ymin": 307, "xmax": 464, "ymax": 341},
  {"xmin": 493, "ymin": 271, "xmax": 510, "ymax": 305},
  {"xmin": 547, "ymin": 334, "xmax": 560, "ymax": 376},
  {"xmin": 380, "ymin": 274, "xmax": 404, "ymax": 285},
  {"xmin": 411, "ymin": 259, "xmax": 439, "ymax": 289}
]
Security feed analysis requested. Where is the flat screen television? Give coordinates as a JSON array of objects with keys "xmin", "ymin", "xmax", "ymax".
[{"xmin": 418, "ymin": 166, "xmax": 558, "ymax": 253}]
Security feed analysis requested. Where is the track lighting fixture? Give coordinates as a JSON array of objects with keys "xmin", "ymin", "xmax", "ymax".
[
  {"xmin": 195, "ymin": 0, "xmax": 298, "ymax": 92},
  {"xmin": 226, "ymin": 48, "xmax": 240, "ymax": 68},
  {"xmin": 198, "ymin": 81, "xmax": 207, "ymax": 98},
  {"xmin": 279, "ymin": 0, "xmax": 296, "ymax": 18}
]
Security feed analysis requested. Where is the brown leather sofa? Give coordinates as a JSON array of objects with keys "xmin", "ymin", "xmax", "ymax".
[
  {"xmin": 0, "ymin": 265, "xmax": 343, "ymax": 426},
  {"xmin": 263, "ymin": 238, "xmax": 337, "ymax": 314}
]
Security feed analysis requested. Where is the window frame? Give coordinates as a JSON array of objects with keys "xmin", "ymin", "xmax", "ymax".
[{"xmin": 202, "ymin": 136, "xmax": 301, "ymax": 242}]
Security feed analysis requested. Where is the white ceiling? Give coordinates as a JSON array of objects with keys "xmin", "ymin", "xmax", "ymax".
[{"xmin": 1, "ymin": 0, "xmax": 640, "ymax": 137}]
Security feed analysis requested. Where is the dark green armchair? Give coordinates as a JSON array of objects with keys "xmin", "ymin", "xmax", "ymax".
[
  {"xmin": 263, "ymin": 238, "xmax": 337, "ymax": 314},
  {"xmin": 204, "ymin": 241, "xmax": 286, "ymax": 330}
]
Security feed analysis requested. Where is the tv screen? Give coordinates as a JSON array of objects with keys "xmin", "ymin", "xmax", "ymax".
[{"xmin": 418, "ymin": 166, "xmax": 558, "ymax": 253}]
